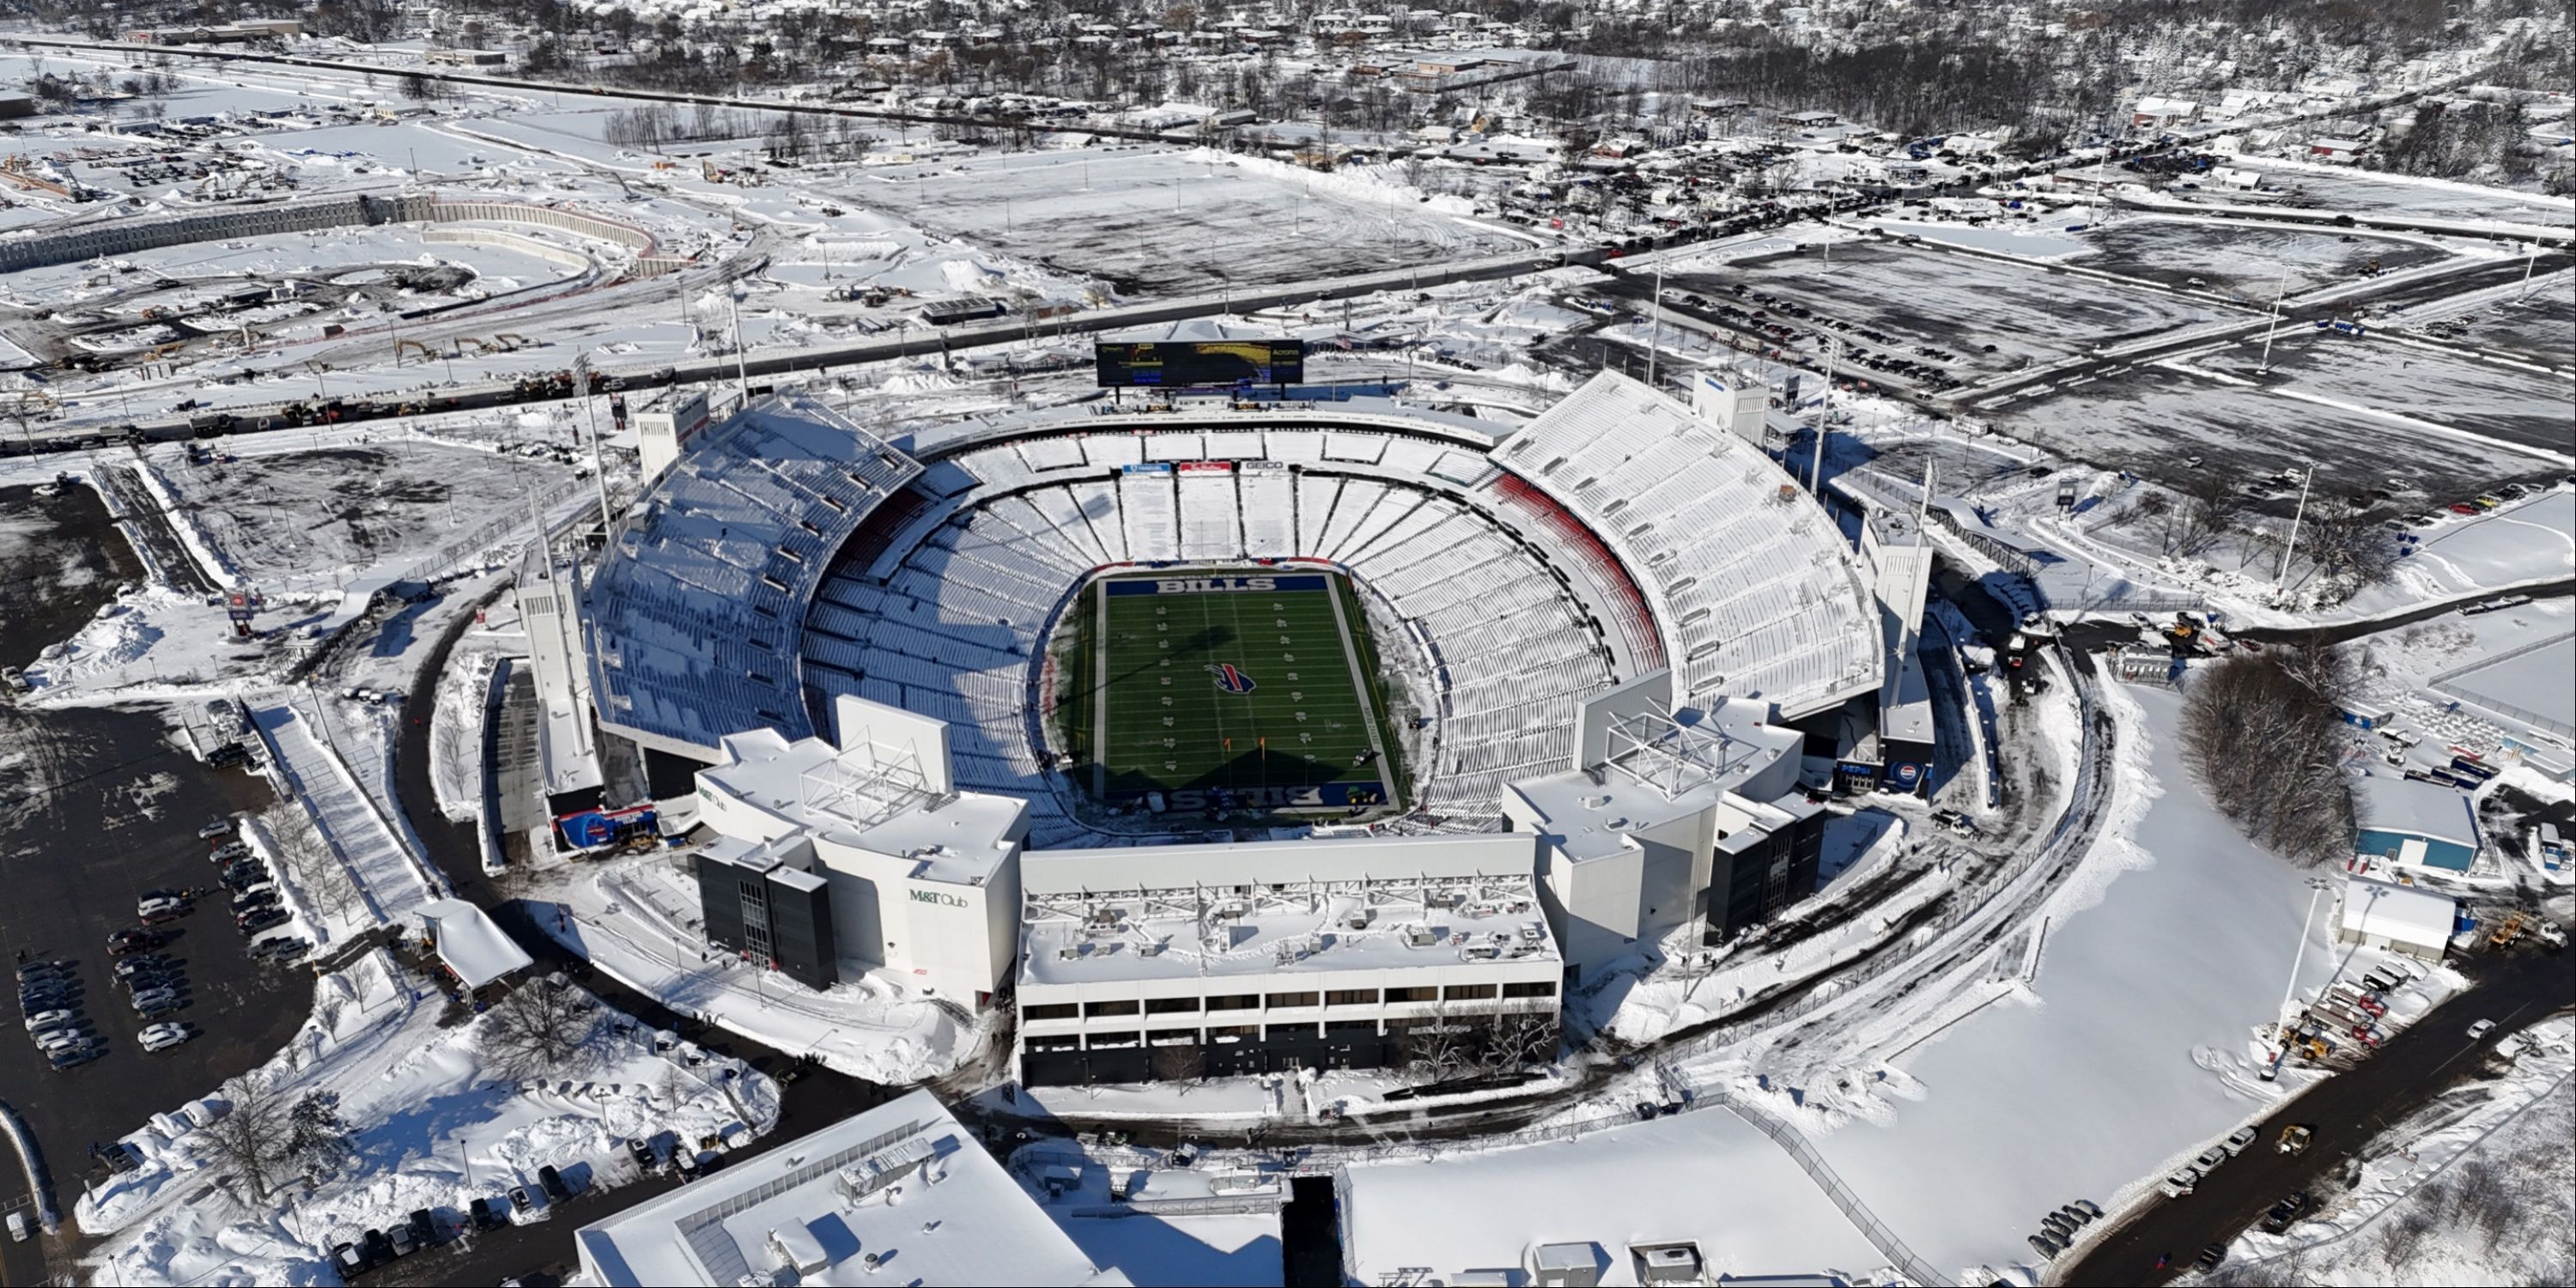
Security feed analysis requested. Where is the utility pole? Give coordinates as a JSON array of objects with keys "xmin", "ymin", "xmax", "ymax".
[
  {"xmin": 2275, "ymin": 461, "xmax": 2313, "ymax": 584},
  {"xmin": 2257, "ymin": 265, "xmax": 2289, "ymax": 374},
  {"xmin": 2518, "ymin": 240, "xmax": 2539, "ymax": 300},
  {"xmin": 1643, "ymin": 258, "xmax": 1665, "ymax": 391}
]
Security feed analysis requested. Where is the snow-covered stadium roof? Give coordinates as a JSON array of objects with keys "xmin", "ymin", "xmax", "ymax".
[
  {"xmin": 587, "ymin": 394, "xmax": 923, "ymax": 758},
  {"xmin": 1491, "ymin": 372, "xmax": 1881, "ymax": 720}
]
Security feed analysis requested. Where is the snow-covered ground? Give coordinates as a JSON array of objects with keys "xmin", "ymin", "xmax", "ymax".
[
  {"xmin": 1339, "ymin": 1103, "xmax": 1887, "ymax": 1283},
  {"xmin": 82, "ymin": 950, "xmax": 779, "ymax": 1285},
  {"xmin": 531, "ymin": 850, "xmax": 987, "ymax": 1084},
  {"xmin": 2210, "ymin": 1017, "xmax": 2575, "ymax": 1285}
]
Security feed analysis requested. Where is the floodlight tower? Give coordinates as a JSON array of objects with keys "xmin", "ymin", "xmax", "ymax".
[{"xmin": 1808, "ymin": 336, "xmax": 1842, "ymax": 492}]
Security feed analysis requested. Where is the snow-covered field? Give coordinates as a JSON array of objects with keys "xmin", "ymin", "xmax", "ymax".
[{"xmin": 82, "ymin": 951, "xmax": 778, "ymax": 1285}]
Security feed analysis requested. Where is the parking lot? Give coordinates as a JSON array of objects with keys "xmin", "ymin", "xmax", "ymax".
[{"xmin": 0, "ymin": 482, "xmax": 313, "ymax": 1264}]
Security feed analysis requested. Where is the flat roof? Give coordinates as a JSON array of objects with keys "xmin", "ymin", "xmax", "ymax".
[
  {"xmin": 699, "ymin": 727, "xmax": 1025, "ymax": 885},
  {"xmin": 1509, "ymin": 702, "xmax": 1802, "ymax": 863},
  {"xmin": 2339, "ymin": 877, "xmax": 2454, "ymax": 947},
  {"xmin": 574, "ymin": 1090, "xmax": 1123, "ymax": 1287},
  {"xmin": 2356, "ymin": 774, "xmax": 2479, "ymax": 847}
]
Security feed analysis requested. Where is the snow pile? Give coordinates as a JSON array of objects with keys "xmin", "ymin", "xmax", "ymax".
[
  {"xmin": 2218, "ymin": 1018, "xmax": 2575, "ymax": 1285},
  {"xmin": 429, "ymin": 645, "xmax": 502, "ymax": 824},
  {"xmin": 83, "ymin": 951, "xmax": 779, "ymax": 1285}
]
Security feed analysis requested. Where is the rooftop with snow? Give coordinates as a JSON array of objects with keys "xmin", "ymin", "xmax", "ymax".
[{"xmin": 573, "ymin": 1088, "xmax": 1126, "ymax": 1287}]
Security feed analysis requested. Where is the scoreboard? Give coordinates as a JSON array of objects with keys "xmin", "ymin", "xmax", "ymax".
[{"xmin": 1095, "ymin": 339, "xmax": 1304, "ymax": 387}]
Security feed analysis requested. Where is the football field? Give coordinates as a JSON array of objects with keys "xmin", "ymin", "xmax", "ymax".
[{"xmin": 1072, "ymin": 572, "xmax": 1400, "ymax": 811}]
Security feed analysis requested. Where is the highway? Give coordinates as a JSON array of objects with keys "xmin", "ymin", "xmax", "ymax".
[
  {"xmin": 2056, "ymin": 943, "xmax": 2574, "ymax": 1285},
  {"xmin": 7, "ymin": 242, "xmax": 1605, "ymax": 452}
]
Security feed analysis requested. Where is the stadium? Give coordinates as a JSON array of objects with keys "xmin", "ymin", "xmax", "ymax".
[{"xmin": 576, "ymin": 349, "xmax": 1928, "ymax": 1081}]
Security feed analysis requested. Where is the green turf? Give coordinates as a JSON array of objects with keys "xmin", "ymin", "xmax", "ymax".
[{"xmin": 1081, "ymin": 573, "xmax": 1398, "ymax": 811}]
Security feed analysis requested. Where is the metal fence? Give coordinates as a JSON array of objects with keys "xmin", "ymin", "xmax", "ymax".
[{"xmin": 2428, "ymin": 632, "xmax": 2576, "ymax": 741}]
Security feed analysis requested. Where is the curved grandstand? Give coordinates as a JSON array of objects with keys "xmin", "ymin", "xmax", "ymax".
[{"xmin": 587, "ymin": 372, "xmax": 1883, "ymax": 847}]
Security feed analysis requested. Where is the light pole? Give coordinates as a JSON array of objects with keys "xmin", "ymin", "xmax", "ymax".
[
  {"xmin": 726, "ymin": 289, "xmax": 751, "ymax": 405},
  {"xmin": 2275, "ymin": 876, "xmax": 2333, "ymax": 1030},
  {"xmin": 2275, "ymin": 461, "xmax": 2313, "ymax": 585},
  {"xmin": 2518, "ymin": 241, "xmax": 2539, "ymax": 301},
  {"xmin": 1643, "ymin": 259, "xmax": 1665, "ymax": 390},
  {"xmin": 2257, "ymin": 265, "xmax": 2290, "ymax": 374},
  {"xmin": 1809, "ymin": 337, "xmax": 1841, "ymax": 492}
]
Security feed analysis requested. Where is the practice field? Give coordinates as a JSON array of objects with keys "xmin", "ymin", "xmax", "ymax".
[{"xmin": 1067, "ymin": 572, "xmax": 1400, "ymax": 811}]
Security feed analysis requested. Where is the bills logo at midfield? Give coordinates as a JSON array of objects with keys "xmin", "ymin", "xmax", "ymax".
[{"xmin": 1206, "ymin": 663, "xmax": 1257, "ymax": 694}]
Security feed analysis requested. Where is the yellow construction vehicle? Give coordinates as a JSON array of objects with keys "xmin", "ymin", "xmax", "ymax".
[{"xmin": 2488, "ymin": 912, "xmax": 2525, "ymax": 950}]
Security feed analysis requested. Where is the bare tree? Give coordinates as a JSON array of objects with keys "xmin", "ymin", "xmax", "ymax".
[
  {"xmin": 477, "ymin": 978, "xmax": 603, "ymax": 1079},
  {"xmin": 2294, "ymin": 495, "xmax": 2401, "ymax": 602},
  {"xmin": 2163, "ymin": 471, "xmax": 2243, "ymax": 558},
  {"xmin": 1148, "ymin": 1042, "xmax": 1207, "ymax": 1087},
  {"xmin": 195, "ymin": 1079, "xmax": 295, "ymax": 1202},
  {"xmin": 2377, "ymin": 1207, "xmax": 2433, "ymax": 1269},
  {"xmin": 2178, "ymin": 642, "xmax": 2358, "ymax": 867},
  {"xmin": 1479, "ymin": 1012, "xmax": 1558, "ymax": 1074},
  {"xmin": 2452, "ymin": 1158, "xmax": 2515, "ymax": 1250},
  {"xmin": 263, "ymin": 803, "xmax": 363, "ymax": 927},
  {"xmin": 1396, "ymin": 1014, "xmax": 1475, "ymax": 1082}
]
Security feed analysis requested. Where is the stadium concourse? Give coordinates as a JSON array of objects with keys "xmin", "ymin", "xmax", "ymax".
[{"xmin": 564, "ymin": 367, "xmax": 1931, "ymax": 1083}]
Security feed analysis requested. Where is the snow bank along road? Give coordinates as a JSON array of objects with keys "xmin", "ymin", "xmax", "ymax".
[{"xmin": 2059, "ymin": 945, "xmax": 2576, "ymax": 1285}]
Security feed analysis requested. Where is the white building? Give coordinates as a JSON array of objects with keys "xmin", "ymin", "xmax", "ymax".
[
  {"xmin": 634, "ymin": 386, "xmax": 714, "ymax": 483},
  {"xmin": 693, "ymin": 693, "xmax": 1030, "ymax": 1003},
  {"xmin": 518, "ymin": 546, "xmax": 603, "ymax": 840},
  {"xmin": 1015, "ymin": 833, "xmax": 1562, "ymax": 1084},
  {"xmin": 573, "ymin": 1089, "xmax": 1127, "ymax": 1286},
  {"xmin": 2335, "ymin": 876, "xmax": 2456, "ymax": 959},
  {"xmin": 1503, "ymin": 671, "xmax": 1822, "ymax": 976}
]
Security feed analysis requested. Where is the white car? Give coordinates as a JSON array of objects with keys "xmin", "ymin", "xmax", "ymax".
[
  {"xmin": 137, "ymin": 896, "xmax": 186, "ymax": 920},
  {"xmin": 138, "ymin": 1023, "xmax": 191, "ymax": 1052},
  {"xmin": 2194, "ymin": 1145, "xmax": 2229, "ymax": 1171},
  {"xmin": 23, "ymin": 1009, "xmax": 76, "ymax": 1033},
  {"xmin": 33, "ymin": 1028, "xmax": 88, "ymax": 1054},
  {"xmin": 129, "ymin": 987, "xmax": 179, "ymax": 1014},
  {"xmin": 2223, "ymin": 1126, "xmax": 2258, "ymax": 1156},
  {"xmin": 2468, "ymin": 1018, "xmax": 2496, "ymax": 1040},
  {"xmin": 2160, "ymin": 1167, "xmax": 2202, "ymax": 1199}
]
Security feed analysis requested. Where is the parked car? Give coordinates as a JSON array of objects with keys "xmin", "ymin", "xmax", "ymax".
[
  {"xmin": 407, "ymin": 1207, "xmax": 439, "ymax": 1247},
  {"xmin": 107, "ymin": 929, "xmax": 159, "ymax": 955},
  {"xmin": 2469, "ymin": 1018, "xmax": 2496, "ymax": 1040},
  {"xmin": 2261, "ymin": 1192, "xmax": 2310, "ymax": 1234},
  {"xmin": 197, "ymin": 819, "xmax": 236, "ymax": 841},
  {"xmin": 2160, "ymin": 1168, "xmax": 2201, "ymax": 1198},
  {"xmin": 23, "ymin": 1009, "xmax": 76, "ymax": 1033},
  {"xmin": 2223, "ymin": 1126, "xmax": 2258, "ymax": 1156},
  {"xmin": 34, "ymin": 1029, "xmax": 90, "ymax": 1055},
  {"xmin": 237, "ymin": 908, "xmax": 289, "ymax": 935},
  {"xmin": 2196, "ymin": 1242, "xmax": 2228, "ymax": 1269},
  {"xmin": 538, "ymin": 1163, "xmax": 572, "ymax": 1203},
  {"xmin": 507, "ymin": 1186, "xmax": 534, "ymax": 1219},
  {"xmin": 138, "ymin": 896, "xmax": 188, "ymax": 920},
  {"xmin": 361, "ymin": 1229, "xmax": 394, "ymax": 1267},
  {"xmin": 2194, "ymin": 1145, "xmax": 2230, "ymax": 1172},
  {"xmin": 331, "ymin": 1242, "xmax": 365, "ymax": 1277},
  {"xmin": 468, "ymin": 1197, "xmax": 506, "ymax": 1231},
  {"xmin": 139, "ymin": 1023, "xmax": 191, "ymax": 1052},
  {"xmin": 129, "ymin": 987, "xmax": 180, "ymax": 1015},
  {"xmin": 627, "ymin": 1136, "xmax": 659, "ymax": 1172},
  {"xmin": 48, "ymin": 1043, "xmax": 103, "ymax": 1071},
  {"xmin": 112, "ymin": 956, "xmax": 167, "ymax": 981},
  {"xmin": 386, "ymin": 1224, "xmax": 416, "ymax": 1259},
  {"xmin": 209, "ymin": 841, "xmax": 251, "ymax": 863}
]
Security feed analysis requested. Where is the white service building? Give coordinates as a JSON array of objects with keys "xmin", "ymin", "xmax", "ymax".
[{"xmin": 573, "ymin": 1088, "xmax": 1127, "ymax": 1286}]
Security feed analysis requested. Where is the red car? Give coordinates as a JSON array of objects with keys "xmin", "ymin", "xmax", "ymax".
[{"xmin": 2448, "ymin": 502, "xmax": 2481, "ymax": 515}]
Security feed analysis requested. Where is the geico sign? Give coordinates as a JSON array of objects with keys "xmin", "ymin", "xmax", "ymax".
[
  {"xmin": 1156, "ymin": 577, "xmax": 1276, "ymax": 593},
  {"xmin": 910, "ymin": 889, "xmax": 972, "ymax": 908}
]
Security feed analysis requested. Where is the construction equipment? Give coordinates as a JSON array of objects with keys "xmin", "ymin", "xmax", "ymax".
[
  {"xmin": 2276, "ymin": 1124, "xmax": 2313, "ymax": 1154},
  {"xmin": 2488, "ymin": 912, "xmax": 2525, "ymax": 950}
]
